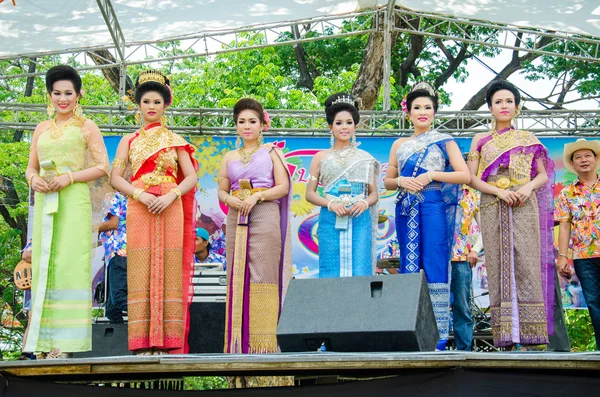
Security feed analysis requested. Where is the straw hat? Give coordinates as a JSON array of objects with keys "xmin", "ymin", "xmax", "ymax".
[{"xmin": 563, "ymin": 138, "xmax": 600, "ymax": 174}]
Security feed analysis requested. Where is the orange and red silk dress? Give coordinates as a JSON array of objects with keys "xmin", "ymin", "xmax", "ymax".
[{"xmin": 126, "ymin": 122, "xmax": 197, "ymax": 352}]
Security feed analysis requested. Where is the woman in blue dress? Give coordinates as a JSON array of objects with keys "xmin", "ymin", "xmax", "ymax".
[
  {"xmin": 306, "ymin": 93, "xmax": 379, "ymax": 278},
  {"xmin": 383, "ymin": 83, "xmax": 470, "ymax": 350}
]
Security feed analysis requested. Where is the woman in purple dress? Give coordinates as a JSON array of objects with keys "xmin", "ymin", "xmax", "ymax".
[{"xmin": 217, "ymin": 98, "xmax": 292, "ymax": 360}]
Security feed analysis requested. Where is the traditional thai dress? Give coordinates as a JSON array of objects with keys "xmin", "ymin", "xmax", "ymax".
[
  {"xmin": 26, "ymin": 116, "xmax": 110, "ymax": 353},
  {"xmin": 475, "ymin": 127, "xmax": 553, "ymax": 347},
  {"xmin": 395, "ymin": 130, "xmax": 460, "ymax": 350},
  {"xmin": 317, "ymin": 148, "xmax": 379, "ymax": 277},
  {"xmin": 126, "ymin": 122, "xmax": 197, "ymax": 352},
  {"xmin": 224, "ymin": 145, "xmax": 292, "ymax": 355}
]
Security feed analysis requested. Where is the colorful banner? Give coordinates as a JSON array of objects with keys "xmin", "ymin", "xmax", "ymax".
[{"xmin": 101, "ymin": 135, "xmax": 588, "ymax": 310}]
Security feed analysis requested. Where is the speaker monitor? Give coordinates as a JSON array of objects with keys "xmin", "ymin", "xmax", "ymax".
[
  {"xmin": 72, "ymin": 323, "xmax": 132, "ymax": 358},
  {"xmin": 188, "ymin": 301, "xmax": 226, "ymax": 353},
  {"xmin": 276, "ymin": 273, "xmax": 438, "ymax": 352}
]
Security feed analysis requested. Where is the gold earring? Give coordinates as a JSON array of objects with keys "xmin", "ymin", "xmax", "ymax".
[
  {"xmin": 134, "ymin": 111, "xmax": 141, "ymax": 125},
  {"xmin": 491, "ymin": 117, "xmax": 496, "ymax": 131},
  {"xmin": 73, "ymin": 102, "xmax": 83, "ymax": 118},
  {"xmin": 258, "ymin": 132, "xmax": 264, "ymax": 145},
  {"xmin": 330, "ymin": 133, "xmax": 335, "ymax": 148},
  {"xmin": 46, "ymin": 96, "xmax": 55, "ymax": 118},
  {"xmin": 351, "ymin": 134, "xmax": 357, "ymax": 148},
  {"xmin": 160, "ymin": 115, "xmax": 167, "ymax": 127},
  {"xmin": 235, "ymin": 136, "xmax": 241, "ymax": 149},
  {"xmin": 512, "ymin": 106, "xmax": 520, "ymax": 126}
]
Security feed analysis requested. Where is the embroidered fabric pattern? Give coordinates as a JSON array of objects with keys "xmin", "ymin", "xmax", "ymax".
[
  {"xmin": 129, "ymin": 126, "xmax": 187, "ymax": 175},
  {"xmin": 112, "ymin": 158, "xmax": 127, "ymax": 169}
]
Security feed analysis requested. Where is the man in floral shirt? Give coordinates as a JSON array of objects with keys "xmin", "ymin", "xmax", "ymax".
[
  {"xmin": 555, "ymin": 138, "xmax": 600, "ymax": 348},
  {"xmin": 450, "ymin": 185, "xmax": 482, "ymax": 351},
  {"xmin": 99, "ymin": 191, "xmax": 128, "ymax": 323},
  {"xmin": 194, "ymin": 228, "xmax": 226, "ymax": 271}
]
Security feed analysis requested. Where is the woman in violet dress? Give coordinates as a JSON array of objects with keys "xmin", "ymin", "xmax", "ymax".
[
  {"xmin": 466, "ymin": 80, "xmax": 553, "ymax": 350},
  {"xmin": 217, "ymin": 98, "xmax": 293, "ymax": 387}
]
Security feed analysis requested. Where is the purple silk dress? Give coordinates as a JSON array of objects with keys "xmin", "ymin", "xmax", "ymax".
[{"xmin": 224, "ymin": 146, "xmax": 292, "ymax": 354}]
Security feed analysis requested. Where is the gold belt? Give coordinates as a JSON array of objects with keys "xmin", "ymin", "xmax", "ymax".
[
  {"xmin": 488, "ymin": 176, "xmax": 529, "ymax": 189},
  {"xmin": 140, "ymin": 173, "xmax": 176, "ymax": 188},
  {"xmin": 232, "ymin": 187, "xmax": 268, "ymax": 200}
]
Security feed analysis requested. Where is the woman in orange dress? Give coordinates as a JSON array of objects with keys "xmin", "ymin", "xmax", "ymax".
[{"xmin": 111, "ymin": 70, "xmax": 198, "ymax": 355}]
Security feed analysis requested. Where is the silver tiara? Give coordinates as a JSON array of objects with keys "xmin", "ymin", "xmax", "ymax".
[
  {"xmin": 331, "ymin": 95, "xmax": 355, "ymax": 106},
  {"xmin": 411, "ymin": 82, "xmax": 436, "ymax": 96}
]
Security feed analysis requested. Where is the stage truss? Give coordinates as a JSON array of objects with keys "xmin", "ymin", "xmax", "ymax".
[
  {"xmin": 1, "ymin": 2, "xmax": 599, "ymax": 131},
  {"xmin": 1, "ymin": 103, "xmax": 598, "ymax": 137}
]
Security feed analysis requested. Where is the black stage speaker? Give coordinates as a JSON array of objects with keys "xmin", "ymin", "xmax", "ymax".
[
  {"xmin": 73, "ymin": 323, "xmax": 132, "ymax": 358},
  {"xmin": 276, "ymin": 273, "xmax": 438, "ymax": 352},
  {"xmin": 188, "ymin": 301, "xmax": 226, "ymax": 353}
]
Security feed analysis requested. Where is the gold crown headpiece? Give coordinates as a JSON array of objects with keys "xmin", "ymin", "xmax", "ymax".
[
  {"xmin": 411, "ymin": 82, "xmax": 436, "ymax": 96},
  {"xmin": 331, "ymin": 95, "xmax": 356, "ymax": 106},
  {"xmin": 138, "ymin": 70, "xmax": 166, "ymax": 86}
]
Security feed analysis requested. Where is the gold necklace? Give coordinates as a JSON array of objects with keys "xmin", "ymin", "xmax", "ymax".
[
  {"xmin": 48, "ymin": 116, "xmax": 78, "ymax": 141},
  {"xmin": 239, "ymin": 145, "xmax": 261, "ymax": 164},
  {"xmin": 491, "ymin": 127, "xmax": 514, "ymax": 150},
  {"xmin": 140, "ymin": 125, "xmax": 170, "ymax": 149}
]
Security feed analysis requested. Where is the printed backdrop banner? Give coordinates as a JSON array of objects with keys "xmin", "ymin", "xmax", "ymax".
[{"xmin": 100, "ymin": 135, "xmax": 587, "ymax": 309}]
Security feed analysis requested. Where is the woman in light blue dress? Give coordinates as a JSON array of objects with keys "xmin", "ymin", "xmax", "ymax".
[{"xmin": 306, "ymin": 93, "xmax": 379, "ymax": 278}]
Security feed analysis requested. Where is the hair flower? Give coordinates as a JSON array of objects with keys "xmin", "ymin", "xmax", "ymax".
[{"xmin": 263, "ymin": 110, "xmax": 271, "ymax": 131}]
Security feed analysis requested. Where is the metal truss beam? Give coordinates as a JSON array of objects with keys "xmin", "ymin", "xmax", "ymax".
[
  {"xmin": 95, "ymin": 0, "xmax": 126, "ymax": 61},
  {"xmin": 392, "ymin": 8, "xmax": 600, "ymax": 63},
  {"xmin": 1, "ymin": 103, "xmax": 598, "ymax": 137},
  {"xmin": 0, "ymin": 9, "xmax": 379, "ymax": 81},
  {"xmin": 4, "ymin": 4, "xmax": 600, "ymax": 85}
]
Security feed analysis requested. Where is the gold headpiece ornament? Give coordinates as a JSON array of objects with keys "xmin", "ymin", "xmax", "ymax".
[
  {"xmin": 331, "ymin": 95, "xmax": 356, "ymax": 106},
  {"xmin": 138, "ymin": 70, "xmax": 166, "ymax": 86},
  {"xmin": 411, "ymin": 82, "xmax": 436, "ymax": 97}
]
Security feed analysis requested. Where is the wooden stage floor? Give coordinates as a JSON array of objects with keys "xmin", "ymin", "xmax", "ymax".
[{"xmin": 1, "ymin": 351, "xmax": 600, "ymax": 382}]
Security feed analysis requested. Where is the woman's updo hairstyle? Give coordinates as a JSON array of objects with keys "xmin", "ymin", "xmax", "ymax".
[
  {"xmin": 233, "ymin": 98, "xmax": 265, "ymax": 124},
  {"xmin": 45, "ymin": 65, "xmax": 82, "ymax": 94},
  {"xmin": 406, "ymin": 82, "xmax": 439, "ymax": 112},
  {"xmin": 134, "ymin": 70, "xmax": 172, "ymax": 106},
  {"xmin": 485, "ymin": 79, "xmax": 521, "ymax": 107},
  {"xmin": 324, "ymin": 92, "xmax": 360, "ymax": 125}
]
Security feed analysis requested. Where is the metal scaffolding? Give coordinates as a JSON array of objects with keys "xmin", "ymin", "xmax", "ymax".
[
  {"xmin": 1, "ymin": 103, "xmax": 598, "ymax": 137},
  {"xmin": 1, "ymin": 2, "xmax": 598, "ymax": 131}
]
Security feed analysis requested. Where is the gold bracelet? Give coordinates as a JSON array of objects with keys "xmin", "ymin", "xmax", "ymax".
[
  {"xmin": 68, "ymin": 172, "xmax": 74, "ymax": 185},
  {"xmin": 397, "ymin": 176, "xmax": 403, "ymax": 188},
  {"xmin": 170, "ymin": 188, "xmax": 182, "ymax": 199},
  {"xmin": 224, "ymin": 195, "xmax": 229, "ymax": 207},
  {"xmin": 28, "ymin": 174, "xmax": 38, "ymax": 186},
  {"xmin": 133, "ymin": 188, "xmax": 144, "ymax": 201},
  {"xmin": 258, "ymin": 192, "xmax": 266, "ymax": 203}
]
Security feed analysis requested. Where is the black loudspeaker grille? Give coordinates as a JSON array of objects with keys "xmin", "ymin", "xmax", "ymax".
[
  {"xmin": 276, "ymin": 273, "xmax": 438, "ymax": 352},
  {"xmin": 188, "ymin": 302, "xmax": 226, "ymax": 353},
  {"xmin": 72, "ymin": 323, "xmax": 132, "ymax": 358}
]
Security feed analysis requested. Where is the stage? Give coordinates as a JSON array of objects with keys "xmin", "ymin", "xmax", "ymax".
[
  {"xmin": 2, "ymin": 352, "xmax": 600, "ymax": 395},
  {"xmin": 2, "ymin": 351, "xmax": 600, "ymax": 380}
]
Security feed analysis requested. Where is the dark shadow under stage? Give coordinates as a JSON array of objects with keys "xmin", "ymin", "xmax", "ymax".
[{"xmin": 2, "ymin": 352, "xmax": 600, "ymax": 396}]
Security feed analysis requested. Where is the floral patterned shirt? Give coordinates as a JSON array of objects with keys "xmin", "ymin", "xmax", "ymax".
[
  {"xmin": 23, "ymin": 239, "xmax": 32, "ymax": 254},
  {"xmin": 554, "ymin": 177, "xmax": 600, "ymax": 259},
  {"xmin": 99, "ymin": 191, "xmax": 127, "ymax": 264},
  {"xmin": 209, "ymin": 229, "xmax": 226, "ymax": 256},
  {"xmin": 451, "ymin": 186, "xmax": 481, "ymax": 262},
  {"xmin": 194, "ymin": 251, "xmax": 227, "ymax": 268}
]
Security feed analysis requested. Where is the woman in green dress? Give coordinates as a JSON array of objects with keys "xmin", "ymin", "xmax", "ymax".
[{"xmin": 24, "ymin": 65, "xmax": 110, "ymax": 357}]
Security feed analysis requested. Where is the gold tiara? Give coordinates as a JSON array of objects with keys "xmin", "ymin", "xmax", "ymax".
[
  {"xmin": 411, "ymin": 82, "xmax": 436, "ymax": 96},
  {"xmin": 138, "ymin": 70, "xmax": 166, "ymax": 86},
  {"xmin": 331, "ymin": 95, "xmax": 355, "ymax": 106}
]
